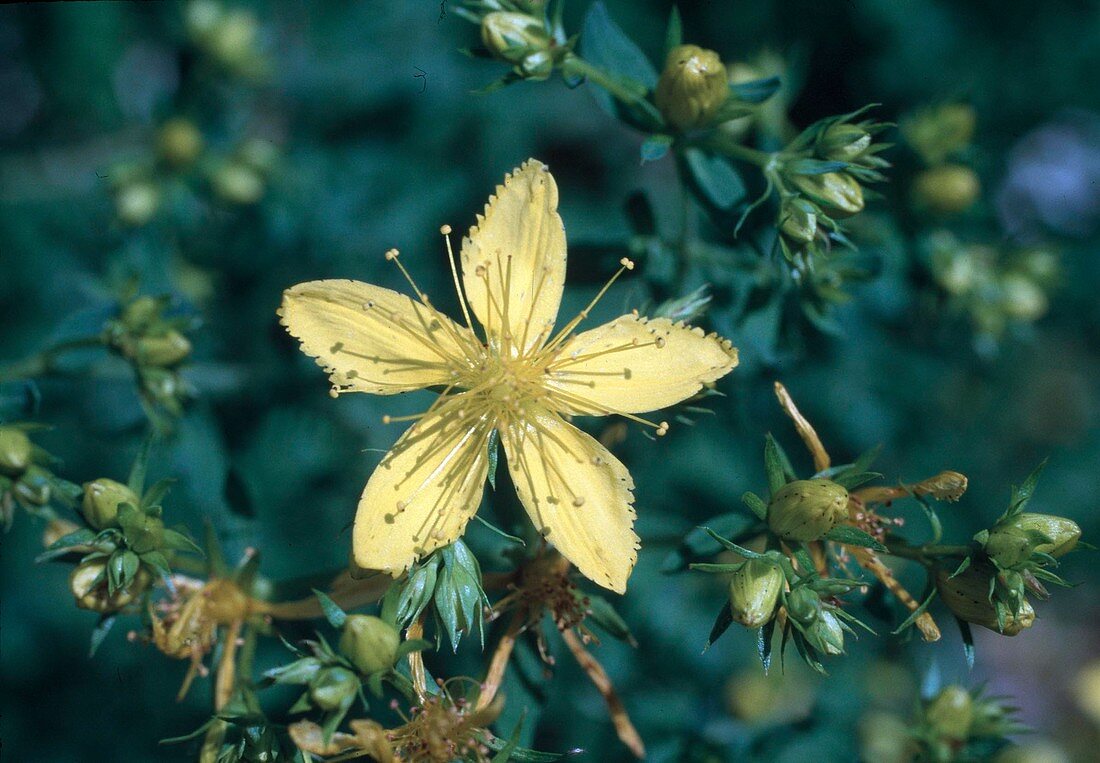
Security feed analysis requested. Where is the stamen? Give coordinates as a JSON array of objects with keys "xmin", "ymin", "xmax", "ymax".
[
  {"xmin": 441, "ymin": 224, "xmax": 476, "ymax": 335},
  {"xmin": 539, "ymin": 258, "xmax": 637, "ymax": 356}
]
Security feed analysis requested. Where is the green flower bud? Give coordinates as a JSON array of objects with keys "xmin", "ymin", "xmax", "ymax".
[
  {"xmin": 728, "ymin": 559, "xmax": 785, "ymax": 628},
  {"xmin": 309, "ymin": 666, "xmax": 359, "ymax": 711},
  {"xmin": 480, "ymin": 12, "xmax": 552, "ymax": 66},
  {"xmin": 903, "ymin": 103, "xmax": 976, "ymax": 165},
  {"xmin": 82, "ymin": 478, "xmax": 140, "ymax": 530},
  {"xmin": 122, "ymin": 510, "xmax": 165, "ymax": 555},
  {"xmin": 925, "ymin": 685, "xmax": 973, "ymax": 741},
  {"xmin": 338, "ymin": 615, "xmax": 400, "ymax": 675},
  {"xmin": 817, "ymin": 123, "xmax": 872, "ymax": 163},
  {"xmin": 157, "ymin": 118, "xmax": 204, "ymax": 168},
  {"xmin": 784, "ymin": 586, "xmax": 821, "ymax": 625},
  {"xmin": 136, "ymin": 330, "xmax": 192, "ymax": 368},
  {"xmin": 780, "ymin": 197, "xmax": 818, "ymax": 246},
  {"xmin": 115, "ymin": 181, "xmax": 161, "ymax": 227},
  {"xmin": 767, "ymin": 479, "xmax": 849, "ymax": 542},
  {"xmin": 804, "ymin": 608, "xmax": 845, "ymax": 656},
  {"xmin": 790, "ymin": 172, "xmax": 864, "ymax": 218},
  {"xmin": 912, "ymin": 164, "xmax": 980, "ymax": 215},
  {"xmin": 0, "ymin": 427, "xmax": 33, "ymax": 477},
  {"xmin": 207, "ymin": 10, "xmax": 258, "ymax": 68},
  {"xmin": 1000, "ymin": 273, "xmax": 1048, "ymax": 321},
  {"xmin": 121, "ymin": 296, "xmax": 163, "ymax": 333},
  {"xmin": 655, "ymin": 45, "xmax": 729, "ymax": 131},
  {"xmin": 70, "ymin": 559, "xmax": 151, "ymax": 613},
  {"xmin": 983, "ymin": 513, "xmax": 1081, "ymax": 568},
  {"xmin": 935, "ymin": 563, "xmax": 1036, "ymax": 636},
  {"xmin": 212, "ymin": 161, "xmax": 265, "ymax": 204}
]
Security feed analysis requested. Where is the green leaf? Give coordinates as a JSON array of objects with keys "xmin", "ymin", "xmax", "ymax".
[
  {"xmin": 758, "ymin": 618, "xmax": 776, "ymax": 673},
  {"xmin": 264, "ymin": 657, "xmax": 323, "ymax": 686},
  {"xmin": 473, "ymin": 514, "xmax": 526, "ymax": 546},
  {"xmin": 663, "ymin": 6, "xmax": 682, "ymax": 55},
  {"xmin": 891, "ymin": 589, "xmax": 937, "ymax": 635},
  {"xmin": 824, "ymin": 525, "xmax": 888, "ymax": 552},
  {"xmin": 161, "ymin": 528, "xmax": 202, "ymax": 554},
  {"xmin": 742, "ymin": 491, "xmax": 768, "ymax": 521},
  {"xmin": 89, "ymin": 614, "xmax": 117, "ymax": 658},
  {"xmin": 640, "ymin": 134, "xmax": 673, "ymax": 163},
  {"xmin": 394, "ymin": 638, "xmax": 433, "ymax": 661},
  {"xmin": 785, "ymin": 158, "xmax": 849, "ymax": 176},
  {"xmin": 660, "ymin": 512, "xmax": 761, "ymax": 572},
  {"xmin": 1006, "ymin": 459, "xmax": 1048, "ymax": 517},
  {"xmin": 581, "ymin": 2, "xmax": 658, "ymax": 91},
  {"xmin": 127, "ymin": 431, "xmax": 156, "ymax": 496},
  {"xmin": 312, "ymin": 588, "xmax": 347, "ymax": 629},
  {"xmin": 689, "ymin": 562, "xmax": 744, "ymax": 573},
  {"xmin": 35, "ymin": 527, "xmax": 97, "ymax": 563},
  {"xmin": 480, "ymin": 730, "xmax": 574, "ymax": 761},
  {"xmin": 683, "ymin": 148, "xmax": 747, "ymax": 210},
  {"xmin": 730, "ymin": 75, "xmax": 781, "ymax": 103},
  {"xmin": 831, "ymin": 471, "xmax": 882, "ymax": 490},
  {"xmin": 434, "ymin": 565, "xmax": 462, "ymax": 652},
  {"xmin": 140, "ymin": 477, "xmax": 175, "ymax": 509},
  {"xmin": 955, "ymin": 616, "xmax": 976, "ymax": 670},
  {"xmin": 395, "ymin": 558, "xmax": 440, "ymax": 628},
  {"xmin": 914, "ymin": 494, "xmax": 944, "ymax": 545},
  {"xmin": 585, "ymin": 594, "xmax": 636, "ymax": 646},
  {"xmin": 763, "ymin": 434, "xmax": 792, "ymax": 495},
  {"xmin": 487, "ymin": 429, "xmax": 500, "ymax": 491},
  {"xmin": 701, "ymin": 527, "xmax": 765, "ymax": 559}
]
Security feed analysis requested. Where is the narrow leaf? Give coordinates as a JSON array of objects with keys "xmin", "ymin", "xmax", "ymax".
[
  {"xmin": 312, "ymin": 589, "xmax": 347, "ymax": 629},
  {"xmin": 824, "ymin": 525, "xmax": 888, "ymax": 552}
]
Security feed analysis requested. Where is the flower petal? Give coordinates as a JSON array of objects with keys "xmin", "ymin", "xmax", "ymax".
[
  {"xmin": 461, "ymin": 159, "xmax": 566, "ymax": 357},
  {"xmin": 354, "ymin": 395, "xmax": 492, "ymax": 575},
  {"xmin": 279, "ymin": 279, "xmax": 476, "ymax": 395},
  {"xmin": 501, "ymin": 407, "xmax": 638, "ymax": 593},
  {"xmin": 543, "ymin": 314, "xmax": 738, "ymax": 415}
]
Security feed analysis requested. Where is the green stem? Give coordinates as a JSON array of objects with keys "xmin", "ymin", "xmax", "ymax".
[
  {"xmin": 560, "ymin": 54, "xmax": 646, "ymax": 105},
  {"xmin": 0, "ymin": 336, "xmax": 104, "ymax": 383},
  {"xmin": 884, "ymin": 543, "xmax": 971, "ymax": 565}
]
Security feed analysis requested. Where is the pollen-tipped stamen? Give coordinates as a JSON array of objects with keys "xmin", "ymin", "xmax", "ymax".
[{"xmin": 539, "ymin": 258, "xmax": 635, "ymax": 357}]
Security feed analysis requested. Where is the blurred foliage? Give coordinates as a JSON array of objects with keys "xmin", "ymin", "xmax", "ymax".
[{"xmin": 2, "ymin": 0, "xmax": 1100, "ymax": 761}]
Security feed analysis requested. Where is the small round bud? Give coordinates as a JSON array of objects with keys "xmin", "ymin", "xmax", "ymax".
[
  {"xmin": 790, "ymin": 172, "xmax": 865, "ymax": 218},
  {"xmin": 338, "ymin": 615, "xmax": 400, "ymax": 675},
  {"xmin": 780, "ymin": 197, "xmax": 818, "ymax": 246},
  {"xmin": 767, "ymin": 479, "xmax": 849, "ymax": 542},
  {"xmin": 70, "ymin": 559, "xmax": 151, "ymax": 613},
  {"xmin": 121, "ymin": 296, "xmax": 163, "ymax": 333},
  {"xmin": 309, "ymin": 666, "xmax": 360, "ymax": 711},
  {"xmin": 983, "ymin": 513, "xmax": 1081, "ymax": 568},
  {"xmin": 925, "ymin": 685, "xmax": 973, "ymax": 741},
  {"xmin": 206, "ymin": 10, "xmax": 258, "ymax": 68},
  {"xmin": 784, "ymin": 586, "xmax": 821, "ymax": 625},
  {"xmin": 935, "ymin": 563, "xmax": 1036, "ymax": 636},
  {"xmin": 82, "ymin": 478, "xmax": 140, "ymax": 530},
  {"xmin": 728, "ymin": 559, "xmax": 785, "ymax": 628},
  {"xmin": 804, "ymin": 608, "xmax": 845, "ymax": 656},
  {"xmin": 912, "ymin": 164, "xmax": 980, "ymax": 215},
  {"xmin": 0, "ymin": 426, "xmax": 33, "ymax": 477},
  {"xmin": 655, "ymin": 45, "xmax": 729, "ymax": 131},
  {"xmin": 136, "ymin": 330, "xmax": 193, "ymax": 368},
  {"xmin": 480, "ymin": 12, "xmax": 552, "ymax": 66},
  {"xmin": 115, "ymin": 181, "xmax": 161, "ymax": 227},
  {"xmin": 817, "ymin": 123, "xmax": 872, "ymax": 163},
  {"xmin": 211, "ymin": 161, "xmax": 265, "ymax": 204},
  {"xmin": 157, "ymin": 118, "xmax": 204, "ymax": 168},
  {"xmin": 1000, "ymin": 273, "xmax": 1048, "ymax": 321}
]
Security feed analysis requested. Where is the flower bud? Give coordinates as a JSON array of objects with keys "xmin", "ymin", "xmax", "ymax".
[
  {"xmin": 157, "ymin": 118, "xmax": 204, "ymax": 168},
  {"xmin": 211, "ymin": 161, "xmax": 265, "ymax": 204},
  {"xmin": 790, "ymin": 172, "xmax": 864, "ymax": 218},
  {"xmin": 82, "ymin": 478, "xmax": 139, "ymax": 530},
  {"xmin": 121, "ymin": 296, "xmax": 163, "ymax": 332},
  {"xmin": 206, "ymin": 10, "xmax": 258, "ymax": 68},
  {"xmin": 983, "ymin": 513, "xmax": 1081, "ymax": 568},
  {"xmin": 338, "ymin": 615, "xmax": 400, "ymax": 675},
  {"xmin": 309, "ymin": 666, "xmax": 359, "ymax": 711},
  {"xmin": 1000, "ymin": 273, "xmax": 1048, "ymax": 321},
  {"xmin": 780, "ymin": 197, "xmax": 818, "ymax": 246},
  {"xmin": 784, "ymin": 586, "xmax": 821, "ymax": 625},
  {"xmin": 115, "ymin": 181, "xmax": 161, "ymax": 227},
  {"xmin": 935, "ymin": 563, "xmax": 1036, "ymax": 635},
  {"xmin": 70, "ymin": 559, "xmax": 151, "ymax": 613},
  {"xmin": 136, "ymin": 330, "xmax": 192, "ymax": 368},
  {"xmin": 728, "ymin": 559, "xmax": 784, "ymax": 628},
  {"xmin": 804, "ymin": 608, "xmax": 845, "ymax": 655},
  {"xmin": 480, "ymin": 12, "xmax": 552, "ymax": 66},
  {"xmin": 0, "ymin": 426, "xmax": 33, "ymax": 476},
  {"xmin": 817, "ymin": 124, "xmax": 872, "ymax": 163},
  {"xmin": 767, "ymin": 479, "xmax": 849, "ymax": 542},
  {"xmin": 925, "ymin": 685, "xmax": 973, "ymax": 740},
  {"xmin": 655, "ymin": 45, "xmax": 729, "ymax": 131},
  {"xmin": 912, "ymin": 164, "xmax": 980, "ymax": 215},
  {"xmin": 126, "ymin": 512, "xmax": 165, "ymax": 555}
]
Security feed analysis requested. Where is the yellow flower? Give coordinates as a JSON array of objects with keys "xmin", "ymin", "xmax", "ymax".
[{"xmin": 279, "ymin": 160, "xmax": 738, "ymax": 592}]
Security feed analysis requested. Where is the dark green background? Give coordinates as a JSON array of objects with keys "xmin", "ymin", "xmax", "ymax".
[{"xmin": 2, "ymin": 1, "xmax": 1099, "ymax": 760}]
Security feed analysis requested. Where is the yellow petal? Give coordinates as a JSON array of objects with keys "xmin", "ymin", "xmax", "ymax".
[
  {"xmin": 543, "ymin": 314, "xmax": 738, "ymax": 415},
  {"xmin": 461, "ymin": 159, "xmax": 566, "ymax": 357},
  {"xmin": 279, "ymin": 279, "xmax": 476, "ymax": 395},
  {"xmin": 354, "ymin": 395, "xmax": 491, "ymax": 575},
  {"xmin": 501, "ymin": 406, "xmax": 638, "ymax": 593}
]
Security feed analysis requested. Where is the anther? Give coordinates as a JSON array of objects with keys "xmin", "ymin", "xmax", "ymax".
[
  {"xmin": 330, "ymin": 341, "xmax": 344, "ymax": 353},
  {"xmin": 385, "ymin": 248, "xmax": 400, "ymax": 261},
  {"xmin": 572, "ymin": 496, "xmax": 585, "ymax": 507},
  {"xmin": 655, "ymin": 336, "xmax": 667, "ymax": 348},
  {"xmin": 329, "ymin": 388, "xmax": 339, "ymax": 398},
  {"xmin": 619, "ymin": 257, "xmax": 635, "ymax": 270},
  {"xmin": 656, "ymin": 421, "xmax": 670, "ymax": 436},
  {"xmin": 440, "ymin": 224, "xmax": 452, "ymax": 235},
  {"xmin": 382, "ymin": 415, "xmax": 393, "ymax": 424}
]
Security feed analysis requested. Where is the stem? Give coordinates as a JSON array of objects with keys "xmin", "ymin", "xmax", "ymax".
[
  {"xmin": 560, "ymin": 54, "xmax": 646, "ymax": 105},
  {"xmin": 477, "ymin": 610, "xmax": 524, "ymax": 711},
  {"xmin": 884, "ymin": 543, "xmax": 971, "ymax": 564},
  {"xmin": 0, "ymin": 336, "xmax": 103, "ymax": 383}
]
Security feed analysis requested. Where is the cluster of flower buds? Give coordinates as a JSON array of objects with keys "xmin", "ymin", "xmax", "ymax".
[
  {"xmin": 104, "ymin": 294, "xmax": 194, "ymax": 418},
  {"xmin": 774, "ymin": 109, "xmax": 891, "ymax": 266},
  {"xmin": 918, "ymin": 685, "xmax": 1023, "ymax": 760},
  {"xmin": 926, "ymin": 232, "xmax": 1059, "ymax": 344},
  {"xmin": 903, "ymin": 103, "xmax": 981, "ymax": 215},
  {"xmin": 460, "ymin": 1, "xmax": 568, "ymax": 84},
  {"xmin": 0, "ymin": 423, "xmax": 80, "ymax": 529}
]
